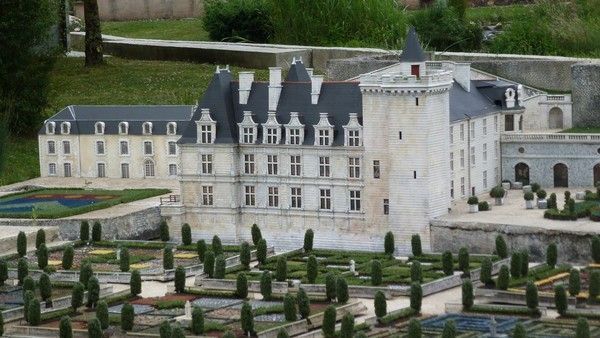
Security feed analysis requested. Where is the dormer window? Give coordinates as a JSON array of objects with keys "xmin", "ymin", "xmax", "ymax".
[
  {"xmin": 61, "ymin": 122, "xmax": 71, "ymax": 135},
  {"xmin": 262, "ymin": 112, "xmax": 281, "ymax": 145},
  {"xmin": 95, "ymin": 122, "xmax": 105, "ymax": 135},
  {"xmin": 196, "ymin": 108, "xmax": 217, "ymax": 144},
  {"xmin": 343, "ymin": 113, "xmax": 362, "ymax": 147},
  {"xmin": 314, "ymin": 112, "xmax": 333, "ymax": 146},
  {"xmin": 318, "ymin": 129, "xmax": 330, "ymax": 146},
  {"xmin": 46, "ymin": 122, "xmax": 56, "ymax": 135},
  {"xmin": 238, "ymin": 111, "xmax": 257, "ymax": 145},
  {"xmin": 285, "ymin": 112, "xmax": 305, "ymax": 145},
  {"xmin": 143, "ymin": 122, "xmax": 153, "ymax": 135},
  {"xmin": 119, "ymin": 122, "xmax": 129, "ymax": 135},
  {"xmin": 167, "ymin": 122, "xmax": 177, "ymax": 135}
]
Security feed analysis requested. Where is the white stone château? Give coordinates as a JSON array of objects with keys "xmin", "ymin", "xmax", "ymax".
[{"xmin": 39, "ymin": 28, "xmax": 581, "ymax": 252}]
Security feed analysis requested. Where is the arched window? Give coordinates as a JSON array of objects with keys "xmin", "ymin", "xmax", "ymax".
[
  {"xmin": 119, "ymin": 122, "xmax": 129, "ymax": 135},
  {"xmin": 143, "ymin": 122, "xmax": 153, "ymax": 135},
  {"xmin": 167, "ymin": 122, "xmax": 177, "ymax": 135},
  {"xmin": 515, "ymin": 162, "xmax": 530, "ymax": 185},
  {"xmin": 46, "ymin": 122, "xmax": 56, "ymax": 135},
  {"xmin": 95, "ymin": 122, "xmax": 105, "ymax": 135},
  {"xmin": 548, "ymin": 107, "xmax": 564, "ymax": 129},
  {"xmin": 61, "ymin": 122, "xmax": 71, "ymax": 134},
  {"xmin": 144, "ymin": 159, "xmax": 155, "ymax": 177},
  {"xmin": 554, "ymin": 163, "xmax": 568, "ymax": 188}
]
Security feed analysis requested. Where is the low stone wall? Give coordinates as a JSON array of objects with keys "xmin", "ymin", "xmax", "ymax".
[
  {"xmin": 475, "ymin": 288, "xmax": 577, "ymax": 307},
  {"xmin": 196, "ymin": 278, "xmax": 289, "ymax": 294},
  {"xmin": 431, "ymin": 220, "xmax": 594, "ymax": 264},
  {"xmin": 300, "ymin": 283, "xmax": 395, "ymax": 299},
  {"xmin": 9, "ymin": 326, "xmax": 89, "ymax": 338},
  {"xmin": 73, "ymin": 0, "xmax": 204, "ymax": 21}
]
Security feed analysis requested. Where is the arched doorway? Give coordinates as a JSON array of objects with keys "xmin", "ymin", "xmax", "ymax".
[
  {"xmin": 594, "ymin": 163, "xmax": 600, "ymax": 187},
  {"xmin": 554, "ymin": 163, "xmax": 568, "ymax": 187},
  {"xmin": 515, "ymin": 163, "xmax": 530, "ymax": 185},
  {"xmin": 548, "ymin": 107, "xmax": 564, "ymax": 129}
]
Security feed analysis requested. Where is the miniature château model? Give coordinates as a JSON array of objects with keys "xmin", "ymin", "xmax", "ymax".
[{"xmin": 39, "ymin": 28, "xmax": 578, "ymax": 251}]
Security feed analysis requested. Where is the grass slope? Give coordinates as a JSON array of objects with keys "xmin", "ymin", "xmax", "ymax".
[{"xmin": 102, "ymin": 18, "xmax": 209, "ymax": 41}]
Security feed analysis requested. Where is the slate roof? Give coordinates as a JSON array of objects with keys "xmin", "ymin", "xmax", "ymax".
[
  {"xmin": 474, "ymin": 80, "xmax": 522, "ymax": 110},
  {"xmin": 399, "ymin": 27, "xmax": 427, "ymax": 63},
  {"xmin": 450, "ymin": 81, "xmax": 504, "ymax": 122}
]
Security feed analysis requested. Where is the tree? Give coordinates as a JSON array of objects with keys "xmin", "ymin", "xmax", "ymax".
[
  {"xmin": 204, "ymin": 250, "xmax": 215, "ymax": 278},
  {"xmin": 495, "ymin": 235, "xmax": 508, "ymax": 258},
  {"xmin": 159, "ymin": 321, "xmax": 172, "ymax": 338},
  {"xmin": 39, "ymin": 273, "xmax": 52, "ymax": 302},
  {"xmin": 159, "ymin": 220, "xmax": 169, "ymax": 241},
  {"xmin": 458, "ymin": 247, "xmax": 469, "ymax": 273},
  {"xmin": 163, "ymin": 247, "xmax": 174, "ymax": 270},
  {"xmin": 192, "ymin": 307, "xmax": 204, "ymax": 334},
  {"xmin": 307, "ymin": 255, "xmax": 318, "ymax": 283},
  {"xmin": 23, "ymin": 276, "xmax": 35, "ymax": 295},
  {"xmin": 442, "ymin": 251, "xmax": 453, "ymax": 276},
  {"xmin": 407, "ymin": 319, "xmax": 422, "ymax": 338},
  {"xmin": 526, "ymin": 281, "xmax": 539, "ymax": 311},
  {"xmin": 87, "ymin": 318, "xmax": 102, "ymax": 338},
  {"xmin": 91, "ymin": 221, "xmax": 102, "ymax": 242},
  {"xmin": 462, "ymin": 279, "xmax": 473, "ymax": 310},
  {"xmin": 283, "ymin": 293, "xmax": 297, "ymax": 321},
  {"xmin": 23, "ymin": 290, "xmax": 34, "ymax": 322},
  {"xmin": 130, "ymin": 269, "xmax": 142, "ymax": 296},
  {"xmin": 197, "ymin": 239, "xmax": 207, "ymax": 261},
  {"xmin": 96, "ymin": 300, "xmax": 109, "ymax": 329},
  {"xmin": 86, "ymin": 276, "xmax": 100, "ymax": 308},
  {"xmin": 411, "ymin": 261, "xmax": 422, "ymax": 283},
  {"xmin": 37, "ymin": 243, "xmax": 48, "ymax": 269},
  {"xmin": 480, "ymin": 258, "xmax": 493, "ymax": 285},
  {"xmin": 80, "ymin": 221, "xmax": 90, "ymax": 242},
  {"xmin": 497, "ymin": 265, "xmax": 510, "ymax": 290},
  {"xmin": 411, "ymin": 234, "xmax": 423, "ymax": 257},
  {"xmin": 251, "ymin": 223, "xmax": 262, "ymax": 245},
  {"xmin": 297, "ymin": 288, "xmax": 310, "ymax": 319},
  {"xmin": 325, "ymin": 272, "xmax": 337, "ymax": 302},
  {"xmin": 71, "ymin": 282, "xmax": 84, "ymax": 310},
  {"xmin": 384, "ymin": 231, "xmax": 395, "ymax": 255},
  {"xmin": 36, "ymin": 229, "xmax": 46, "ymax": 249},
  {"xmin": 79, "ymin": 261, "xmax": 93, "ymax": 288},
  {"xmin": 442, "ymin": 320, "xmax": 457, "ymax": 338},
  {"xmin": 322, "ymin": 305, "xmax": 336, "ymax": 338},
  {"xmin": 181, "ymin": 223, "xmax": 192, "ymax": 245},
  {"xmin": 173, "ymin": 326, "xmax": 185, "ymax": 338},
  {"xmin": 214, "ymin": 254, "xmax": 226, "ymax": 279},
  {"xmin": 511, "ymin": 252, "xmax": 522, "ymax": 278},
  {"xmin": 371, "ymin": 260, "xmax": 383, "ymax": 286},
  {"xmin": 576, "ymin": 317, "xmax": 590, "ymax": 338},
  {"xmin": 83, "ymin": 0, "xmax": 104, "ymax": 66},
  {"xmin": 236, "ymin": 272, "xmax": 248, "ymax": 298},
  {"xmin": 336, "ymin": 277, "xmax": 349, "ymax": 304},
  {"xmin": 0, "ymin": 260, "xmax": 7, "ymax": 286},
  {"xmin": 521, "ymin": 250, "xmax": 529, "ymax": 277},
  {"xmin": 120, "ymin": 247, "xmax": 130, "ymax": 272},
  {"xmin": 276, "ymin": 256, "xmax": 287, "ymax": 282},
  {"xmin": 28, "ymin": 298, "xmax": 41, "ymax": 325},
  {"xmin": 340, "ymin": 313, "xmax": 354, "ymax": 338},
  {"xmin": 304, "ymin": 229, "xmax": 314, "ymax": 252},
  {"xmin": 121, "ymin": 302, "xmax": 134, "ymax": 331},
  {"xmin": 57, "ymin": 0, "xmax": 68, "ymax": 51},
  {"xmin": 257, "ymin": 238, "xmax": 268, "ymax": 264},
  {"xmin": 240, "ymin": 241, "xmax": 251, "ymax": 268},
  {"xmin": 175, "ymin": 266, "xmax": 186, "ymax": 293},
  {"xmin": 589, "ymin": 270, "xmax": 600, "ymax": 302},
  {"xmin": 18, "ymin": 258, "xmax": 28, "ymax": 285},
  {"xmin": 59, "ymin": 316, "xmax": 72, "ymax": 338},
  {"xmin": 410, "ymin": 282, "xmax": 422, "ymax": 312},
  {"xmin": 212, "ymin": 235, "xmax": 223, "ymax": 256},
  {"xmin": 62, "ymin": 245, "xmax": 74, "ymax": 270},
  {"xmin": 241, "ymin": 301, "xmax": 254, "ymax": 335},
  {"xmin": 569, "ymin": 268, "xmax": 581, "ymax": 297},
  {"xmin": 17, "ymin": 231, "xmax": 27, "ymax": 257},
  {"xmin": 554, "ymin": 284, "xmax": 568, "ymax": 316},
  {"xmin": 513, "ymin": 323, "xmax": 527, "ymax": 338},
  {"xmin": 548, "ymin": 193, "xmax": 558, "ymax": 209},
  {"xmin": 260, "ymin": 271, "xmax": 272, "ymax": 299},
  {"xmin": 593, "ymin": 236, "xmax": 600, "ymax": 263},
  {"xmin": 547, "ymin": 243, "xmax": 558, "ymax": 268},
  {"xmin": 374, "ymin": 291, "xmax": 387, "ymax": 318}
]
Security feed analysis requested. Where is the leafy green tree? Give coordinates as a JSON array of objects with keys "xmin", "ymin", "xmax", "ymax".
[
  {"xmin": 39, "ymin": 273, "xmax": 52, "ymax": 302},
  {"xmin": 554, "ymin": 285, "xmax": 568, "ymax": 316},
  {"xmin": 28, "ymin": 298, "xmax": 41, "ymax": 325},
  {"xmin": 526, "ymin": 281, "xmax": 539, "ymax": 311},
  {"xmin": 374, "ymin": 291, "xmax": 387, "ymax": 318},
  {"xmin": 547, "ymin": 243, "xmax": 558, "ymax": 268},
  {"xmin": 297, "ymin": 288, "xmax": 310, "ymax": 319},
  {"xmin": 121, "ymin": 302, "xmax": 135, "ymax": 331},
  {"xmin": 336, "ymin": 277, "xmax": 349, "ymax": 304},
  {"xmin": 497, "ymin": 265, "xmax": 510, "ymax": 290},
  {"xmin": 120, "ymin": 247, "xmax": 130, "ymax": 272},
  {"xmin": 442, "ymin": 251, "xmax": 453, "ymax": 276},
  {"xmin": 36, "ymin": 229, "xmax": 46, "ymax": 249},
  {"xmin": 159, "ymin": 220, "xmax": 169, "ymax": 241},
  {"xmin": 23, "ymin": 290, "xmax": 34, "ymax": 322},
  {"xmin": 593, "ymin": 236, "xmax": 600, "ymax": 263},
  {"xmin": 91, "ymin": 221, "xmax": 102, "ymax": 242},
  {"xmin": 304, "ymin": 229, "xmax": 314, "ymax": 252},
  {"xmin": 257, "ymin": 238, "xmax": 268, "ymax": 264},
  {"xmin": 71, "ymin": 282, "xmax": 84, "ymax": 310},
  {"xmin": 307, "ymin": 255, "xmax": 318, "ymax": 283},
  {"xmin": 17, "ymin": 231, "xmax": 27, "ymax": 257},
  {"xmin": 17, "ymin": 257, "xmax": 28, "ymax": 285},
  {"xmin": 37, "ymin": 243, "xmax": 48, "ymax": 269},
  {"xmin": 576, "ymin": 317, "xmax": 590, "ymax": 338},
  {"xmin": 384, "ymin": 231, "xmax": 395, "ymax": 255},
  {"xmin": 340, "ymin": 313, "xmax": 354, "ymax": 338},
  {"xmin": 214, "ymin": 254, "xmax": 226, "ymax": 279},
  {"xmin": 276, "ymin": 256, "xmax": 287, "ymax": 282},
  {"xmin": 407, "ymin": 319, "xmax": 422, "ymax": 338},
  {"xmin": 159, "ymin": 320, "xmax": 172, "ymax": 338},
  {"xmin": 410, "ymin": 282, "xmax": 422, "ymax": 312},
  {"xmin": 196, "ymin": 239, "xmax": 207, "ymax": 261},
  {"xmin": 172, "ymin": 326, "xmax": 185, "ymax": 338},
  {"xmin": 23, "ymin": 276, "xmax": 35, "ymax": 296},
  {"xmin": 458, "ymin": 247, "xmax": 469, "ymax": 273},
  {"xmin": 511, "ymin": 252, "xmax": 522, "ymax": 278},
  {"xmin": 371, "ymin": 260, "xmax": 383, "ymax": 286},
  {"xmin": 87, "ymin": 318, "xmax": 102, "ymax": 338},
  {"xmin": 322, "ymin": 305, "xmax": 336, "ymax": 338},
  {"xmin": 521, "ymin": 250, "xmax": 529, "ymax": 277},
  {"xmin": 192, "ymin": 307, "xmax": 204, "ymax": 334},
  {"xmin": 236, "ymin": 272, "xmax": 248, "ymax": 298},
  {"xmin": 0, "ymin": 260, "xmax": 7, "ymax": 286},
  {"xmin": 80, "ymin": 221, "xmax": 90, "ymax": 242},
  {"xmin": 163, "ymin": 247, "xmax": 174, "ymax": 270},
  {"xmin": 251, "ymin": 223, "xmax": 262, "ymax": 245},
  {"xmin": 442, "ymin": 320, "xmax": 457, "ymax": 338},
  {"xmin": 569, "ymin": 268, "xmax": 581, "ymax": 297},
  {"xmin": 241, "ymin": 301, "xmax": 254, "ymax": 335},
  {"xmin": 240, "ymin": 241, "xmax": 251, "ymax": 268},
  {"xmin": 462, "ymin": 279, "xmax": 473, "ymax": 310},
  {"xmin": 411, "ymin": 234, "xmax": 422, "ymax": 256},
  {"xmin": 212, "ymin": 235, "xmax": 223, "ymax": 256},
  {"xmin": 495, "ymin": 235, "xmax": 508, "ymax": 258},
  {"xmin": 59, "ymin": 315, "xmax": 72, "ymax": 338},
  {"xmin": 62, "ymin": 245, "xmax": 74, "ymax": 270},
  {"xmin": 175, "ymin": 266, "xmax": 186, "ymax": 293},
  {"xmin": 96, "ymin": 300, "xmax": 109, "ymax": 329},
  {"xmin": 260, "ymin": 270, "xmax": 272, "ymax": 299},
  {"xmin": 283, "ymin": 293, "xmax": 297, "ymax": 321},
  {"xmin": 204, "ymin": 250, "xmax": 215, "ymax": 278},
  {"xmin": 83, "ymin": 0, "xmax": 104, "ymax": 66},
  {"xmin": 79, "ymin": 261, "xmax": 93, "ymax": 288},
  {"xmin": 411, "ymin": 261, "xmax": 422, "ymax": 283},
  {"xmin": 181, "ymin": 223, "xmax": 192, "ymax": 245},
  {"xmin": 513, "ymin": 323, "xmax": 527, "ymax": 338},
  {"xmin": 86, "ymin": 276, "xmax": 100, "ymax": 308},
  {"xmin": 325, "ymin": 272, "xmax": 337, "ymax": 302},
  {"xmin": 480, "ymin": 257, "xmax": 493, "ymax": 285},
  {"xmin": 589, "ymin": 270, "xmax": 600, "ymax": 302},
  {"xmin": 130, "ymin": 269, "xmax": 142, "ymax": 296}
]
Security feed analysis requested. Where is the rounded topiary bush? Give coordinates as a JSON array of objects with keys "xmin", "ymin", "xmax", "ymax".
[
  {"xmin": 204, "ymin": 250, "xmax": 215, "ymax": 278},
  {"xmin": 86, "ymin": 277, "xmax": 100, "ymax": 308},
  {"xmin": 181, "ymin": 223, "xmax": 192, "ymax": 245},
  {"xmin": 37, "ymin": 243, "xmax": 48, "ymax": 269},
  {"xmin": 384, "ymin": 231, "xmax": 395, "ymax": 255},
  {"xmin": 458, "ymin": 247, "xmax": 469, "ymax": 273},
  {"xmin": 411, "ymin": 261, "xmax": 422, "ymax": 283},
  {"xmin": 548, "ymin": 193, "xmax": 558, "ymax": 209},
  {"xmin": 236, "ymin": 272, "xmax": 248, "ymax": 298},
  {"xmin": 192, "ymin": 306, "xmax": 204, "ymax": 334},
  {"xmin": 96, "ymin": 300, "xmax": 109, "ymax": 329},
  {"xmin": 283, "ymin": 293, "xmax": 297, "ymax": 321},
  {"xmin": 547, "ymin": 243, "xmax": 558, "ymax": 268},
  {"xmin": 490, "ymin": 186, "xmax": 505, "ymax": 199},
  {"xmin": 497, "ymin": 265, "xmax": 510, "ymax": 290},
  {"xmin": 336, "ymin": 277, "xmax": 349, "ymax": 304},
  {"xmin": 121, "ymin": 302, "xmax": 135, "ymax": 331},
  {"xmin": 59, "ymin": 315, "xmax": 72, "ymax": 338},
  {"xmin": 410, "ymin": 282, "xmax": 422, "ymax": 313},
  {"xmin": 241, "ymin": 301, "xmax": 254, "ymax": 336},
  {"xmin": 520, "ymin": 250, "xmax": 529, "ymax": 277},
  {"xmin": 62, "ymin": 245, "xmax": 74, "ymax": 270},
  {"xmin": 340, "ymin": 312, "xmax": 354, "ymax": 338},
  {"xmin": 80, "ymin": 221, "xmax": 90, "ymax": 242},
  {"xmin": 79, "ymin": 261, "xmax": 93, "ymax": 289},
  {"xmin": 304, "ymin": 229, "xmax": 314, "ymax": 252},
  {"xmin": 196, "ymin": 239, "xmax": 207, "ymax": 262},
  {"xmin": 130, "ymin": 269, "xmax": 142, "ymax": 296},
  {"xmin": 17, "ymin": 231, "xmax": 27, "ymax": 257},
  {"xmin": 23, "ymin": 290, "xmax": 34, "ymax": 322},
  {"xmin": 442, "ymin": 251, "xmax": 453, "ymax": 276},
  {"xmin": 467, "ymin": 196, "xmax": 478, "ymax": 205},
  {"xmin": 175, "ymin": 266, "xmax": 186, "ymax": 293},
  {"xmin": 513, "ymin": 322, "xmax": 527, "ymax": 338},
  {"xmin": 462, "ymin": 279, "xmax": 473, "ymax": 310},
  {"xmin": 442, "ymin": 320, "xmax": 457, "ymax": 338},
  {"xmin": 240, "ymin": 241, "xmax": 251, "ymax": 268},
  {"xmin": 297, "ymin": 288, "xmax": 310, "ymax": 319},
  {"xmin": 589, "ymin": 270, "xmax": 600, "ymax": 302},
  {"xmin": 371, "ymin": 259, "xmax": 382, "ymax": 286},
  {"xmin": 91, "ymin": 221, "xmax": 102, "ymax": 242},
  {"xmin": 322, "ymin": 305, "xmax": 336, "ymax": 338},
  {"xmin": 276, "ymin": 256, "xmax": 287, "ymax": 282},
  {"xmin": 0, "ymin": 260, "xmax": 7, "ymax": 286},
  {"xmin": 28, "ymin": 298, "xmax": 41, "ymax": 325},
  {"xmin": 554, "ymin": 284, "xmax": 568, "ymax": 316},
  {"xmin": 23, "ymin": 276, "xmax": 35, "ymax": 295},
  {"xmin": 18, "ymin": 258, "xmax": 28, "ymax": 285},
  {"xmin": 39, "ymin": 273, "xmax": 52, "ymax": 302},
  {"xmin": 524, "ymin": 192, "xmax": 534, "ymax": 201},
  {"xmin": 576, "ymin": 317, "xmax": 590, "ymax": 338},
  {"xmin": 374, "ymin": 290, "xmax": 387, "ymax": 319},
  {"xmin": 71, "ymin": 282, "xmax": 84, "ymax": 310},
  {"xmin": 212, "ymin": 235, "xmax": 223, "ymax": 256},
  {"xmin": 159, "ymin": 320, "xmax": 172, "ymax": 338},
  {"xmin": 511, "ymin": 252, "xmax": 522, "ymax": 278},
  {"xmin": 495, "ymin": 235, "xmax": 508, "ymax": 259},
  {"xmin": 120, "ymin": 247, "xmax": 130, "ymax": 272},
  {"xmin": 306, "ymin": 255, "xmax": 318, "ymax": 284},
  {"xmin": 260, "ymin": 270, "xmax": 272, "ymax": 300},
  {"xmin": 214, "ymin": 255, "xmax": 226, "ymax": 279},
  {"xmin": 480, "ymin": 257, "xmax": 493, "ymax": 286},
  {"xmin": 257, "ymin": 238, "xmax": 267, "ymax": 264},
  {"xmin": 172, "ymin": 326, "xmax": 185, "ymax": 338},
  {"xmin": 36, "ymin": 229, "xmax": 46, "ymax": 249},
  {"xmin": 411, "ymin": 234, "xmax": 422, "ymax": 257},
  {"xmin": 407, "ymin": 318, "xmax": 422, "ymax": 338},
  {"xmin": 87, "ymin": 318, "xmax": 102, "ymax": 338},
  {"xmin": 569, "ymin": 268, "xmax": 581, "ymax": 297},
  {"xmin": 526, "ymin": 281, "xmax": 539, "ymax": 311},
  {"xmin": 325, "ymin": 272, "xmax": 337, "ymax": 302},
  {"xmin": 159, "ymin": 220, "xmax": 169, "ymax": 241},
  {"xmin": 592, "ymin": 236, "xmax": 600, "ymax": 263},
  {"xmin": 537, "ymin": 189, "xmax": 547, "ymax": 200},
  {"xmin": 251, "ymin": 223, "xmax": 262, "ymax": 246}
]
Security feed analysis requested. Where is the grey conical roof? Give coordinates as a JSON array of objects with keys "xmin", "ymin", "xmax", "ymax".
[{"xmin": 400, "ymin": 27, "xmax": 426, "ymax": 62}]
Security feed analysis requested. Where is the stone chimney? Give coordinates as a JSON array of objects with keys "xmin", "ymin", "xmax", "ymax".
[
  {"xmin": 238, "ymin": 71, "xmax": 254, "ymax": 105},
  {"xmin": 268, "ymin": 67, "xmax": 282, "ymax": 111},
  {"xmin": 311, "ymin": 75, "xmax": 324, "ymax": 105},
  {"xmin": 454, "ymin": 63, "xmax": 471, "ymax": 92}
]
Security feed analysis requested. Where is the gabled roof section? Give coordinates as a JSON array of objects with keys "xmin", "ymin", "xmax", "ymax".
[
  {"xmin": 450, "ymin": 81, "xmax": 501, "ymax": 122},
  {"xmin": 285, "ymin": 61, "xmax": 311, "ymax": 82},
  {"xmin": 400, "ymin": 27, "xmax": 426, "ymax": 63}
]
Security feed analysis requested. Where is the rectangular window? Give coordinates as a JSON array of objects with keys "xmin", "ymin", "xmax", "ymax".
[
  {"xmin": 449, "ymin": 126, "xmax": 454, "ymax": 144},
  {"xmin": 200, "ymin": 125, "xmax": 212, "ymax": 144},
  {"xmin": 348, "ymin": 130, "xmax": 360, "ymax": 146},
  {"xmin": 290, "ymin": 155, "xmax": 301, "ymax": 176},
  {"xmin": 47, "ymin": 141, "xmax": 56, "ymax": 154},
  {"xmin": 243, "ymin": 127, "xmax": 255, "ymax": 144},
  {"xmin": 471, "ymin": 121, "xmax": 475, "ymax": 139},
  {"xmin": 450, "ymin": 152, "xmax": 454, "ymax": 171},
  {"xmin": 268, "ymin": 186, "xmax": 279, "ymax": 207},
  {"xmin": 349, "ymin": 190, "xmax": 361, "ymax": 211},
  {"xmin": 96, "ymin": 141, "xmax": 105, "ymax": 155},
  {"xmin": 415, "ymin": 97, "xmax": 419, "ymax": 106},
  {"xmin": 169, "ymin": 164, "xmax": 178, "ymax": 176},
  {"xmin": 505, "ymin": 114, "xmax": 514, "ymax": 131},
  {"xmin": 244, "ymin": 185, "xmax": 255, "ymax": 206},
  {"xmin": 483, "ymin": 143, "xmax": 488, "ymax": 162},
  {"xmin": 460, "ymin": 150, "xmax": 465, "ymax": 168},
  {"xmin": 383, "ymin": 199, "xmax": 389, "ymax": 215},
  {"xmin": 289, "ymin": 128, "xmax": 301, "ymax": 145},
  {"xmin": 399, "ymin": 131, "xmax": 402, "ymax": 140},
  {"xmin": 168, "ymin": 141, "xmax": 177, "ymax": 155},
  {"xmin": 348, "ymin": 157, "xmax": 360, "ymax": 179},
  {"xmin": 120, "ymin": 141, "xmax": 129, "ymax": 155},
  {"xmin": 266, "ymin": 128, "xmax": 278, "ymax": 144},
  {"xmin": 319, "ymin": 156, "xmax": 330, "ymax": 177},
  {"xmin": 460, "ymin": 124, "xmax": 465, "ymax": 141},
  {"xmin": 373, "ymin": 160, "xmax": 380, "ymax": 179},
  {"xmin": 201, "ymin": 154, "xmax": 213, "ymax": 174},
  {"xmin": 64, "ymin": 163, "xmax": 72, "ymax": 177},
  {"xmin": 121, "ymin": 163, "xmax": 130, "ymax": 178},
  {"xmin": 63, "ymin": 141, "xmax": 71, "ymax": 155},
  {"xmin": 97, "ymin": 163, "xmax": 106, "ymax": 178},
  {"xmin": 48, "ymin": 163, "xmax": 56, "ymax": 176},
  {"xmin": 460, "ymin": 177, "xmax": 465, "ymax": 196},
  {"xmin": 470, "ymin": 146, "xmax": 476, "ymax": 165},
  {"xmin": 267, "ymin": 155, "xmax": 278, "ymax": 175},
  {"xmin": 483, "ymin": 170, "xmax": 488, "ymax": 189},
  {"xmin": 144, "ymin": 141, "xmax": 153, "ymax": 155},
  {"xmin": 450, "ymin": 180, "xmax": 454, "ymax": 199},
  {"xmin": 244, "ymin": 154, "xmax": 255, "ymax": 174},
  {"xmin": 291, "ymin": 187, "xmax": 302, "ymax": 208},
  {"xmin": 201, "ymin": 186, "xmax": 213, "ymax": 206},
  {"xmin": 319, "ymin": 189, "xmax": 331, "ymax": 210},
  {"xmin": 483, "ymin": 118, "xmax": 487, "ymax": 135},
  {"xmin": 318, "ymin": 129, "xmax": 330, "ymax": 146}
]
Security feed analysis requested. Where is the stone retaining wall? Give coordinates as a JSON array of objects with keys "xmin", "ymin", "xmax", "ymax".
[{"xmin": 475, "ymin": 288, "xmax": 577, "ymax": 307}]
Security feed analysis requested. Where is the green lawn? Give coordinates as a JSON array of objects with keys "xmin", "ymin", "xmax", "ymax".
[
  {"xmin": 102, "ymin": 18, "xmax": 209, "ymax": 41},
  {"xmin": 465, "ymin": 4, "xmax": 529, "ymax": 24}
]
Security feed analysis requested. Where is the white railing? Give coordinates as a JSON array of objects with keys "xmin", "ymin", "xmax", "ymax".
[
  {"xmin": 502, "ymin": 133, "xmax": 600, "ymax": 142},
  {"xmin": 546, "ymin": 95, "xmax": 566, "ymax": 101}
]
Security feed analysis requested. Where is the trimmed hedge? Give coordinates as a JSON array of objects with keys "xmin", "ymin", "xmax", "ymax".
[
  {"xmin": 304, "ymin": 229, "xmax": 314, "ymax": 252},
  {"xmin": 411, "ymin": 234, "xmax": 422, "ymax": 257},
  {"xmin": 384, "ymin": 231, "xmax": 394, "ymax": 255},
  {"xmin": 283, "ymin": 293, "xmax": 297, "ymax": 321},
  {"xmin": 181, "ymin": 223, "xmax": 192, "ymax": 245},
  {"xmin": 495, "ymin": 235, "xmax": 508, "ymax": 259},
  {"xmin": 251, "ymin": 223, "xmax": 262, "ymax": 246},
  {"xmin": 121, "ymin": 302, "xmax": 135, "ymax": 331}
]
